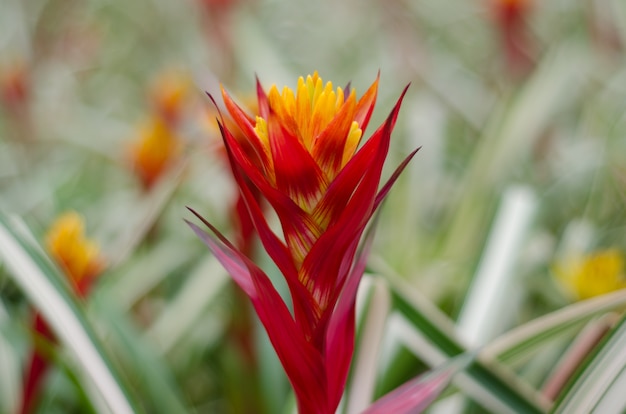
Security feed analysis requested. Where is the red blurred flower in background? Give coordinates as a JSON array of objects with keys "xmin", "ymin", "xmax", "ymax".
[
  {"xmin": 490, "ymin": 0, "xmax": 535, "ymax": 75},
  {"xmin": 0, "ymin": 60, "xmax": 29, "ymax": 113},
  {"xmin": 0, "ymin": 59, "xmax": 34, "ymax": 142},
  {"xmin": 188, "ymin": 72, "xmax": 417, "ymax": 414}
]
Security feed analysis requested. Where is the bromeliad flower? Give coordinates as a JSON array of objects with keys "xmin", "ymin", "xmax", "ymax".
[
  {"xmin": 45, "ymin": 211, "xmax": 105, "ymax": 296},
  {"xmin": 188, "ymin": 72, "xmax": 418, "ymax": 414},
  {"xmin": 148, "ymin": 69, "xmax": 191, "ymax": 125},
  {"xmin": 20, "ymin": 211, "xmax": 105, "ymax": 414},
  {"xmin": 127, "ymin": 117, "xmax": 183, "ymax": 190},
  {"xmin": 127, "ymin": 69, "xmax": 192, "ymax": 191}
]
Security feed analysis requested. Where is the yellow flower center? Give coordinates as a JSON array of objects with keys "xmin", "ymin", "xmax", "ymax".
[{"xmin": 253, "ymin": 72, "xmax": 362, "ymax": 179}]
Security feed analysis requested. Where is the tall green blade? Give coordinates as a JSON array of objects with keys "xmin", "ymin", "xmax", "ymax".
[
  {"xmin": 0, "ymin": 299, "xmax": 19, "ymax": 414},
  {"xmin": 91, "ymin": 293, "xmax": 190, "ymax": 414},
  {"xmin": 551, "ymin": 312, "xmax": 626, "ymax": 413},
  {"xmin": 484, "ymin": 290, "xmax": 626, "ymax": 365}
]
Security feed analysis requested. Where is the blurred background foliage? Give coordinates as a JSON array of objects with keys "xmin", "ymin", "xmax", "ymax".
[{"xmin": 1, "ymin": 0, "xmax": 626, "ymax": 413}]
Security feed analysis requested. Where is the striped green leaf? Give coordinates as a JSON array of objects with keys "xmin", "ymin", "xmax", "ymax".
[
  {"xmin": 483, "ymin": 289, "xmax": 626, "ymax": 366},
  {"xmin": 550, "ymin": 312, "xmax": 626, "ymax": 413}
]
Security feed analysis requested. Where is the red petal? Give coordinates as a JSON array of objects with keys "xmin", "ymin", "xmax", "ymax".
[
  {"xmin": 221, "ymin": 120, "xmax": 324, "ymax": 260},
  {"xmin": 353, "ymin": 73, "xmax": 380, "ymax": 133},
  {"xmin": 186, "ymin": 217, "xmax": 256, "ymax": 296},
  {"xmin": 374, "ymin": 147, "xmax": 420, "ymax": 211},
  {"xmin": 221, "ymin": 126, "xmax": 323, "ymax": 332},
  {"xmin": 310, "ymin": 126, "xmax": 382, "ymax": 230},
  {"xmin": 362, "ymin": 369, "xmax": 452, "ymax": 414},
  {"xmin": 220, "ymin": 87, "xmax": 271, "ymax": 169},
  {"xmin": 311, "ymin": 92, "xmax": 357, "ymax": 178},
  {"xmin": 312, "ymin": 85, "xmax": 409, "ymax": 230},
  {"xmin": 232, "ymin": 191, "xmax": 256, "ymax": 256},
  {"xmin": 227, "ymin": 164, "xmax": 322, "ymax": 336},
  {"xmin": 256, "ymin": 76, "xmax": 269, "ymax": 119},
  {"xmin": 21, "ymin": 314, "xmax": 55, "ymax": 414},
  {"xmin": 303, "ymin": 87, "xmax": 409, "ymax": 310},
  {"xmin": 267, "ymin": 109, "xmax": 328, "ymax": 211},
  {"xmin": 186, "ymin": 216, "xmax": 330, "ymax": 413},
  {"xmin": 323, "ymin": 224, "xmax": 377, "ymax": 408}
]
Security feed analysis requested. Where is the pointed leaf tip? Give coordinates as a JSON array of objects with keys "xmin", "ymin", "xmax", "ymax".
[{"xmin": 362, "ymin": 353, "xmax": 472, "ymax": 414}]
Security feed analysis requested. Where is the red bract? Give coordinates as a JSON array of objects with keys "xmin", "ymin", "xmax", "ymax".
[
  {"xmin": 491, "ymin": 0, "xmax": 534, "ymax": 75},
  {"xmin": 189, "ymin": 72, "xmax": 417, "ymax": 414}
]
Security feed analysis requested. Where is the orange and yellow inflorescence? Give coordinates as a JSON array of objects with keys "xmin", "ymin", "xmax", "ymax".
[
  {"xmin": 221, "ymin": 72, "xmax": 380, "ymax": 268},
  {"xmin": 127, "ymin": 117, "xmax": 182, "ymax": 189},
  {"xmin": 127, "ymin": 69, "xmax": 192, "ymax": 190},
  {"xmin": 149, "ymin": 69, "xmax": 191, "ymax": 125},
  {"xmin": 253, "ymin": 72, "xmax": 363, "ymax": 183},
  {"xmin": 45, "ymin": 211, "xmax": 104, "ymax": 294}
]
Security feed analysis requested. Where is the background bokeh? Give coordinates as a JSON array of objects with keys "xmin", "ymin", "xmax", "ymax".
[{"xmin": 1, "ymin": 0, "xmax": 626, "ymax": 413}]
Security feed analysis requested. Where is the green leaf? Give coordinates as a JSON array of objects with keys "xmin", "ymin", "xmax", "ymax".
[
  {"xmin": 483, "ymin": 289, "xmax": 626, "ymax": 366},
  {"xmin": 143, "ymin": 255, "xmax": 229, "ymax": 353},
  {"xmin": 101, "ymin": 238, "xmax": 198, "ymax": 313},
  {"xmin": 90, "ymin": 293, "xmax": 190, "ymax": 413},
  {"xmin": 99, "ymin": 161, "xmax": 187, "ymax": 268},
  {"xmin": 550, "ymin": 312, "xmax": 626, "ymax": 413},
  {"xmin": 0, "ymin": 299, "xmax": 20, "ymax": 414}
]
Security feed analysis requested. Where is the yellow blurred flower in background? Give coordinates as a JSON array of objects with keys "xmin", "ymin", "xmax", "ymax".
[
  {"xmin": 126, "ymin": 69, "xmax": 191, "ymax": 190},
  {"xmin": 148, "ymin": 69, "xmax": 191, "ymax": 125},
  {"xmin": 127, "ymin": 117, "xmax": 182, "ymax": 190},
  {"xmin": 554, "ymin": 249, "xmax": 626, "ymax": 300},
  {"xmin": 45, "ymin": 211, "xmax": 105, "ymax": 296}
]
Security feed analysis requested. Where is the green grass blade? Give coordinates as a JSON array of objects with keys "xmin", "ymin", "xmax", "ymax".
[
  {"xmin": 90, "ymin": 293, "xmax": 190, "ymax": 413},
  {"xmin": 144, "ymin": 255, "xmax": 229, "ymax": 353},
  {"xmin": 483, "ymin": 290, "xmax": 626, "ymax": 365},
  {"xmin": 101, "ymin": 239, "xmax": 198, "ymax": 312},
  {"xmin": 98, "ymin": 161, "xmax": 187, "ymax": 268},
  {"xmin": 0, "ymin": 299, "xmax": 19, "ymax": 414},
  {"xmin": 551, "ymin": 313, "xmax": 626, "ymax": 413}
]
